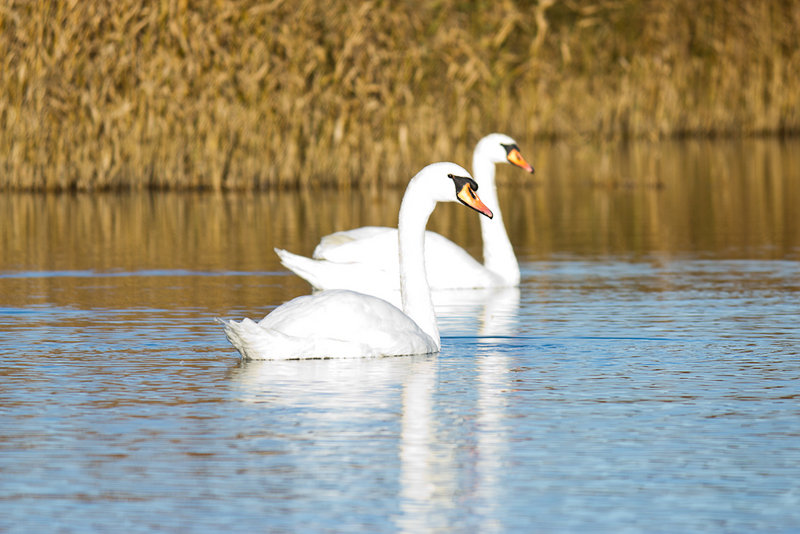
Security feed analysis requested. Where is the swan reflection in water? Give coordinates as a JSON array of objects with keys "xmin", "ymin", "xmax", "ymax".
[{"xmin": 226, "ymin": 284, "xmax": 519, "ymax": 531}]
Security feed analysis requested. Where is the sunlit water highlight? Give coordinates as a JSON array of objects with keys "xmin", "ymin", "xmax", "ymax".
[{"xmin": 1, "ymin": 140, "xmax": 799, "ymax": 532}]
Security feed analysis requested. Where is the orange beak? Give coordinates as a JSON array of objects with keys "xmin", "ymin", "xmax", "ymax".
[
  {"xmin": 507, "ymin": 148, "xmax": 535, "ymax": 174},
  {"xmin": 457, "ymin": 182, "xmax": 493, "ymax": 219}
]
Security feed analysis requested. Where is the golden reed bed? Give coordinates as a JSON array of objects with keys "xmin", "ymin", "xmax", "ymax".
[{"xmin": 1, "ymin": 0, "xmax": 798, "ymax": 190}]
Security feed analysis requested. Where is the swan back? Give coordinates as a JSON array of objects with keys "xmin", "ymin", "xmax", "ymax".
[{"xmin": 219, "ymin": 290, "xmax": 438, "ymax": 360}]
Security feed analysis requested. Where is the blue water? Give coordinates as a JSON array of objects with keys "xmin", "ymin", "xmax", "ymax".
[{"xmin": 1, "ymin": 257, "xmax": 798, "ymax": 533}]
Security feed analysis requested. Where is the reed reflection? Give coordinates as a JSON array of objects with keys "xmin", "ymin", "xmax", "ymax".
[{"xmin": 1, "ymin": 139, "xmax": 797, "ymax": 317}]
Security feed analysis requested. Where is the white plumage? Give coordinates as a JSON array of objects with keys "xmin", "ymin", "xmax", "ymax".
[
  {"xmin": 219, "ymin": 162, "xmax": 494, "ymax": 360},
  {"xmin": 276, "ymin": 133, "xmax": 534, "ymax": 294},
  {"xmin": 218, "ymin": 290, "xmax": 436, "ymax": 359}
]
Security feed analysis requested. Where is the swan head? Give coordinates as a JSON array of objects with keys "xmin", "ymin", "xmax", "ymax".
[
  {"xmin": 476, "ymin": 133, "xmax": 535, "ymax": 174},
  {"xmin": 414, "ymin": 162, "xmax": 493, "ymax": 219}
]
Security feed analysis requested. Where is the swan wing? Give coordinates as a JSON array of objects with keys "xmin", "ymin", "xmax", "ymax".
[
  {"xmin": 308, "ymin": 226, "xmax": 502, "ymax": 290},
  {"xmin": 275, "ymin": 247, "xmax": 400, "ymax": 300},
  {"xmin": 312, "ymin": 226, "xmax": 398, "ymax": 265},
  {"xmin": 421, "ymin": 232, "xmax": 504, "ymax": 289}
]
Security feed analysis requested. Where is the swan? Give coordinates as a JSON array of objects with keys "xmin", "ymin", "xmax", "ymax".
[
  {"xmin": 275, "ymin": 133, "xmax": 533, "ymax": 294},
  {"xmin": 218, "ymin": 162, "xmax": 493, "ymax": 360}
]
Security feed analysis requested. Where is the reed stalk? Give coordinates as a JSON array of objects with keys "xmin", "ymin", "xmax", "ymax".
[{"xmin": 1, "ymin": 0, "xmax": 798, "ymax": 190}]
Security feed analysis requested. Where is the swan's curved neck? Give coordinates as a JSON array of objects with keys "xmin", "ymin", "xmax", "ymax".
[
  {"xmin": 398, "ymin": 180, "xmax": 440, "ymax": 349},
  {"xmin": 473, "ymin": 153, "xmax": 520, "ymax": 285}
]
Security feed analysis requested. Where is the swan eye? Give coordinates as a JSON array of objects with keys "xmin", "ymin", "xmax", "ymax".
[
  {"xmin": 500, "ymin": 143, "xmax": 518, "ymax": 155},
  {"xmin": 448, "ymin": 174, "xmax": 479, "ymax": 192}
]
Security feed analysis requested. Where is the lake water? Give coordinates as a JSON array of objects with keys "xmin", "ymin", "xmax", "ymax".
[{"xmin": 1, "ymin": 139, "xmax": 799, "ymax": 532}]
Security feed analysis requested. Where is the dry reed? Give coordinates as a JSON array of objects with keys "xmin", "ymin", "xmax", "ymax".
[{"xmin": 1, "ymin": 0, "xmax": 798, "ymax": 190}]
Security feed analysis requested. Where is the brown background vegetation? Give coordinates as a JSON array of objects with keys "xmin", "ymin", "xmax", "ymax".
[{"xmin": 1, "ymin": 0, "xmax": 798, "ymax": 190}]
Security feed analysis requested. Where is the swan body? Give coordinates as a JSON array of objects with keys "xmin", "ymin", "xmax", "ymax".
[
  {"xmin": 219, "ymin": 290, "xmax": 437, "ymax": 360},
  {"xmin": 277, "ymin": 133, "xmax": 534, "ymax": 292},
  {"xmin": 274, "ymin": 229, "xmax": 494, "ymax": 299},
  {"xmin": 219, "ymin": 162, "xmax": 493, "ymax": 360}
]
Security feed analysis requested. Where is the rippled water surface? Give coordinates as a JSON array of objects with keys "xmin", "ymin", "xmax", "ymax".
[{"xmin": 1, "ymin": 140, "xmax": 799, "ymax": 532}]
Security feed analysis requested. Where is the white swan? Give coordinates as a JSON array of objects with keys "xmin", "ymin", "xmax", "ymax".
[
  {"xmin": 276, "ymin": 133, "xmax": 533, "ymax": 294},
  {"xmin": 218, "ymin": 162, "xmax": 493, "ymax": 360}
]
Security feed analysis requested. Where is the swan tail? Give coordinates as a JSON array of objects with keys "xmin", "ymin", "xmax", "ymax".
[
  {"xmin": 216, "ymin": 317, "xmax": 289, "ymax": 360},
  {"xmin": 274, "ymin": 247, "xmax": 330, "ymax": 290},
  {"xmin": 217, "ymin": 316, "xmax": 362, "ymax": 360}
]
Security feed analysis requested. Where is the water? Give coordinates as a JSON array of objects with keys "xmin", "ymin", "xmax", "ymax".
[{"xmin": 1, "ymin": 139, "xmax": 799, "ymax": 532}]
